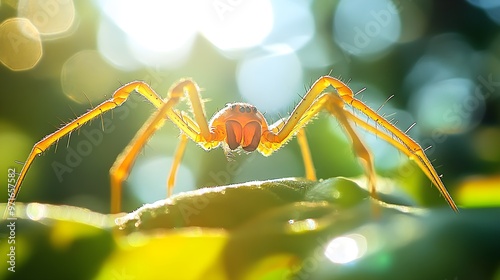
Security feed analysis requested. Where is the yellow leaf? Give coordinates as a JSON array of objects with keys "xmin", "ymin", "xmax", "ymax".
[{"xmin": 97, "ymin": 228, "xmax": 229, "ymax": 280}]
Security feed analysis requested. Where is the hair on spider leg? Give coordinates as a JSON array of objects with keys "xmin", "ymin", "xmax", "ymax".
[
  {"xmin": 116, "ymin": 78, "xmax": 125, "ymax": 87},
  {"xmin": 382, "ymin": 111, "xmax": 397, "ymax": 120},
  {"xmin": 54, "ymin": 138, "xmax": 60, "ymax": 153},
  {"xmin": 353, "ymin": 87, "xmax": 367, "ymax": 97},
  {"xmin": 423, "ymin": 145, "xmax": 433, "ymax": 153},
  {"xmin": 55, "ymin": 116, "xmax": 68, "ymax": 128},
  {"xmin": 81, "ymin": 91, "xmax": 94, "ymax": 109},
  {"xmin": 66, "ymin": 103, "xmax": 79, "ymax": 120},
  {"xmin": 404, "ymin": 122, "xmax": 417, "ymax": 135},
  {"xmin": 376, "ymin": 94, "xmax": 394, "ymax": 114},
  {"xmin": 81, "ymin": 91, "xmax": 107, "ymax": 132},
  {"xmin": 295, "ymin": 91, "xmax": 306, "ymax": 102}
]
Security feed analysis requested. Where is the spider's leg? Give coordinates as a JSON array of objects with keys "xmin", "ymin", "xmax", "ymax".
[
  {"xmin": 262, "ymin": 117, "xmax": 316, "ymax": 180},
  {"xmin": 165, "ymin": 79, "xmax": 211, "ymax": 142},
  {"xmin": 109, "ymin": 79, "xmax": 218, "ymax": 213},
  {"xmin": 325, "ymin": 94, "xmax": 378, "ymax": 203},
  {"xmin": 296, "ymin": 129, "xmax": 316, "ymax": 181},
  {"xmin": 343, "ymin": 107, "xmax": 459, "ymax": 211},
  {"xmin": 4, "ymin": 81, "xmax": 164, "ymax": 218},
  {"xmin": 263, "ymin": 75, "xmax": 457, "ymax": 212},
  {"xmin": 335, "ymin": 88, "xmax": 458, "ymax": 212},
  {"xmin": 167, "ymin": 133, "xmax": 188, "ymax": 196},
  {"xmin": 260, "ymin": 93, "xmax": 332, "ymax": 179},
  {"xmin": 110, "ymin": 80, "xmax": 215, "ymax": 213},
  {"xmin": 109, "ymin": 97, "xmax": 177, "ymax": 213}
]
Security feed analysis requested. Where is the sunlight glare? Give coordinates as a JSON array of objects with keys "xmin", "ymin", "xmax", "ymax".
[
  {"xmin": 96, "ymin": 0, "xmax": 197, "ymax": 68},
  {"xmin": 324, "ymin": 234, "xmax": 367, "ymax": 264},
  {"xmin": 26, "ymin": 203, "xmax": 47, "ymax": 221},
  {"xmin": 98, "ymin": 0, "xmax": 197, "ymax": 53},
  {"xmin": 287, "ymin": 218, "xmax": 318, "ymax": 233},
  {"xmin": 236, "ymin": 45, "xmax": 303, "ymax": 115},
  {"xmin": 199, "ymin": 0, "xmax": 273, "ymax": 53}
]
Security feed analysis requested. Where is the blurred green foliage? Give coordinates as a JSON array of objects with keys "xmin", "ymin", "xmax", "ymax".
[
  {"xmin": 1, "ymin": 178, "xmax": 500, "ymax": 280},
  {"xmin": 1, "ymin": 1, "xmax": 500, "ymax": 279}
]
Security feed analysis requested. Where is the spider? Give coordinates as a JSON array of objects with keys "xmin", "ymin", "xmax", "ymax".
[{"xmin": 5, "ymin": 76, "xmax": 459, "ymax": 216}]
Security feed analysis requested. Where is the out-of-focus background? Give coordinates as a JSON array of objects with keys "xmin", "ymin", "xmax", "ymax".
[{"xmin": 1, "ymin": 0, "xmax": 499, "ymax": 213}]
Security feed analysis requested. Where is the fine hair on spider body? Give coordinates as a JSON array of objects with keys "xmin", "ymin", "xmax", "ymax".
[{"xmin": 5, "ymin": 76, "xmax": 458, "ymax": 216}]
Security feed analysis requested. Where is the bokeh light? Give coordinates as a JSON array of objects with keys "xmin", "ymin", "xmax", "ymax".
[
  {"xmin": 236, "ymin": 45, "xmax": 303, "ymax": 115},
  {"xmin": 128, "ymin": 156, "xmax": 195, "ymax": 204},
  {"xmin": 0, "ymin": 18, "xmax": 42, "ymax": 71},
  {"xmin": 325, "ymin": 234, "xmax": 367, "ymax": 264},
  {"xmin": 410, "ymin": 78, "xmax": 483, "ymax": 134},
  {"xmin": 60, "ymin": 50, "xmax": 123, "ymax": 104},
  {"xmin": 456, "ymin": 175, "xmax": 500, "ymax": 207},
  {"xmin": 405, "ymin": 34, "xmax": 484, "ymax": 135},
  {"xmin": 261, "ymin": 0, "xmax": 315, "ymax": 51},
  {"xmin": 333, "ymin": 0, "xmax": 401, "ymax": 59},
  {"xmin": 17, "ymin": 0, "xmax": 75, "ymax": 37}
]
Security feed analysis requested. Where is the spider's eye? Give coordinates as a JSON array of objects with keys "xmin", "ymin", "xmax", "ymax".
[
  {"xmin": 239, "ymin": 106, "xmax": 245, "ymax": 113},
  {"xmin": 252, "ymin": 107, "xmax": 257, "ymax": 113},
  {"xmin": 245, "ymin": 106, "xmax": 251, "ymax": 113}
]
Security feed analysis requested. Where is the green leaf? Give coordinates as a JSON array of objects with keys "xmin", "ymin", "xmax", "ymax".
[{"xmin": 3, "ymin": 177, "xmax": 500, "ymax": 280}]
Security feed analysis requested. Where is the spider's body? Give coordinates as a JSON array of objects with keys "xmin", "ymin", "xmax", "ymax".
[
  {"xmin": 5, "ymin": 76, "xmax": 459, "ymax": 216},
  {"xmin": 208, "ymin": 102, "xmax": 267, "ymax": 153}
]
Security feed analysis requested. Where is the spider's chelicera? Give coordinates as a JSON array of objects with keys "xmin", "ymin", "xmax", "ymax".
[
  {"xmin": 5, "ymin": 76, "xmax": 459, "ymax": 216},
  {"xmin": 210, "ymin": 102, "xmax": 266, "ymax": 152}
]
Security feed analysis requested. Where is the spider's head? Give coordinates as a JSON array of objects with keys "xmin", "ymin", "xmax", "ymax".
[{"xmin": 210, "ymin": 102, "xmax": 269, "ymax": 152}]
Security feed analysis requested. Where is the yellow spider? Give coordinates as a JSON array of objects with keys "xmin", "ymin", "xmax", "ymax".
[{"xmin": 5, "ymin": 76, "xmax": 459, "ymax": 215}]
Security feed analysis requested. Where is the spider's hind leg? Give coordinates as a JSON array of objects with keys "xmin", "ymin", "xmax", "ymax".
[{"xmin": 325, "ymin": 94, "xmax": 379, "ymax": 205}]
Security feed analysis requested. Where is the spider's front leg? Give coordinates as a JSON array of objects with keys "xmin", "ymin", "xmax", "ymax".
[
  {"xmin": 109, "ymin": 79, "xmax": 220, "ymax": 213},
  {"xmin": 4, "ymin": 81, "xmax": 164, "ymax": 218},
  {"xmin": 261, "ymin": 89, "xmax": 378, "ymax": 204},
  {"xmin": 263, "ymin": 75, "xmax": 458, "ymax": 212}
]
